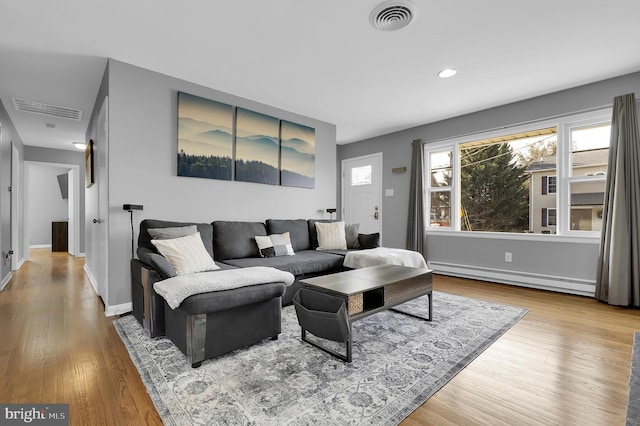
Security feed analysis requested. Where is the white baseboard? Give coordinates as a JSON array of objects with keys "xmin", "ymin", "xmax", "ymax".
[
  {"xmin": 0, "ymin": 272, "xmax": 12, "ymax": 291},
  {"xmin": 428, "ymin": 261, "xmax": 596, "ymax": 297},
  {"xmin": 75, "ymin": 252, "xmax": 86, "ymax": 258},
  {"xmin": 30, "ymin": 244, "xmax": 51, "ymax": 249},
  {"xmin": 106, "ymin": 302, "xmax": 132, "ymax": 317},
  {"xmin": 84, "ymin": 265, "xmax": 99, "ymax": 295}
]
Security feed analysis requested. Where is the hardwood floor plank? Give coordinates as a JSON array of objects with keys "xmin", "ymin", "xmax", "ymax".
[{"xmin": 0, "ymin": 249, "xmax": 636, "ymax": 425}]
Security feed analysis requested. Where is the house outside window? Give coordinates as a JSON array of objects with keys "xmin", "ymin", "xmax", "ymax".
[{"xmin": 423, "ymin": 109, "xmax": 610, "ymax": 237}]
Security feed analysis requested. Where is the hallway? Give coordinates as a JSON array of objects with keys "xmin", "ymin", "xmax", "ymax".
[{"xmin": 0, "ymin": 249, "xmax": 162, "ymax": 425}]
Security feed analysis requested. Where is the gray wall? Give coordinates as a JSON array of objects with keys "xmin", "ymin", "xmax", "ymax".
[
  {"xmin": 24, "ymin": 146, "xmax": 86, "ymax": 253},
  {"xmin": 97, "ymin": 59, "xmax": 337, "ymax": 309},
  {"xmin": 0, "ymin": 99, "xmax": 25, "ymax": 285},
  {"xmin": 338, "ymin": 71, "xmax": 640, "ymax": 289},
  {"xmin": 27, "ymin": 164, "xmax": 69, "ymax": 246}
]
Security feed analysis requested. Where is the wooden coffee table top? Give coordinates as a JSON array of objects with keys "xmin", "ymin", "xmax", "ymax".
[{"xmin": 301, "ymin": 264, "xmax": 432, "ymax": 296}]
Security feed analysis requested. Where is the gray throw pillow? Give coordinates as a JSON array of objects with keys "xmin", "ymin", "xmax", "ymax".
[
  {"xmin": 345, "ymin": 223, "xmax": 360, "ymax": 249},
  {"xmin": 148, "ymin": 225, "xmax": 198, "ymax": 240}
]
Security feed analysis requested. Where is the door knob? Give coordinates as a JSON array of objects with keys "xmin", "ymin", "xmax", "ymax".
[{"xmin": 93, "ymin": 218, "xmax": 102, "ymax": 224}]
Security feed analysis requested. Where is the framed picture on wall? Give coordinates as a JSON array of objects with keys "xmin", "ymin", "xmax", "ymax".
[
  {"xmin": 177, "ymin": 92, "xmax": 233, "ymax": 180},
  {"xmin": 85, "ymin": 139, "xmax": 94, "ymax": 188},
  {"xmin": 280, "ymin": 120, "xmax": 315, "ymax": 188},
  {"xmin": 235, "ymin": 108, "xmax": 280, "ymax": 185}
]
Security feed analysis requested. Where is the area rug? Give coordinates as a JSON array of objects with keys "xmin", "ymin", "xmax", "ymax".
[
  {"xmin": 628, "ymin": 332, "xmax": 640, "ymax": 425},
  {"xmin": 114, "ymin": 291, "xmax": 527, "ymax": 425}
]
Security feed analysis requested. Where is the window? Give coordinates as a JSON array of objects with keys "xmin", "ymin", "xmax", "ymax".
[
  {"xmin": 351, "ymin": 165, "xmax": 371, "ymax": 186},
  {"xmin": 543, "ymin": 176, "xmax": 557, "ymax": 194},
  {"xmin": 426, "ymin": 149, "xmax": 452, "ymax": 227},
  {"xmin": 542, "ymin": 207, "xmax": 557, "ymax": 228},
  {"xmin": 424, "ymin": 110, "xmax": 610, "ymax": 237}
]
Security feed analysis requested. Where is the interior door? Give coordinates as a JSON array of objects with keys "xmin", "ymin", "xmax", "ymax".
[
  {"xmin": 10, "ymin": 142, "xmax": 19, "ymax": 270},
  {"xmin": 342, "ymin": 153, "xmax": 382, "ymax": 238},
  {"xmin": 86, "ymin": 97, "xmax": 109, "ymax": 304}
]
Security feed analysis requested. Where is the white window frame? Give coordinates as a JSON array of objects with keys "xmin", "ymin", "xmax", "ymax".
[
  {"xmin": 423, "ymin": 108, "xmax": 611, "ymax": 240},
  {"xmin": 424, "ymin": 143, "xmax": 456, "ymax": 230}
]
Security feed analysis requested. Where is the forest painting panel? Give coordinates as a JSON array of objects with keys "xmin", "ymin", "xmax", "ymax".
[
  {"xmin": 177, "ymin": 92, "xmax": 233, "ymax": 180},
  {"xmin": 280, "ymin": 121, "xmax": 315, "ymax": 188},
  {"xmin": 235, "ymin": 108, "xmax": 280, "ymax": 185}
]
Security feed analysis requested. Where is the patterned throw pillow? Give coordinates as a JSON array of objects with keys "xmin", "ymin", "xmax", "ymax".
[
  {"xmin": 255, "ymin": 232, "xmax": 295, "ymax": 258},
  {"xmin": 151, "ymin": 232, "xmax": 219, "ymax": 275},
  {"xmin": 315, "ymin": 221, "xmax": 347, "ymax": 250}
]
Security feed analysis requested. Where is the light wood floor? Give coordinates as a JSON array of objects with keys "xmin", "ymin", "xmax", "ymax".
[{"xmin": 0, "ymin": 249, "xmax": 637, "ymax": 425}]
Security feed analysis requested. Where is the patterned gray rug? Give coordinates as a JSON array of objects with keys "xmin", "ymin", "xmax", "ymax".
[
  {"xmin": 628, "ymin": 332, "xmax": 640, "ymax": 425},
  {"xmin": 114, "ymin": 291, "xmax": 526, "ymax": 425}
]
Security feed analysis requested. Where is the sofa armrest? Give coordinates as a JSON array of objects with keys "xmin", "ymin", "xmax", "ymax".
[
  {"xmin": 131, "ymin": 259, "xmax": 166, "ymax": 337},
  {"xmin": 138, "ymin": 247, "xmax": 176, "ymax": 279}
]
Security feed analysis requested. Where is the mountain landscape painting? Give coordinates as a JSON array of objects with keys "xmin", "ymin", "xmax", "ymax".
[
  {"xmin": 280, "ymin": 121, "xmax": 315, "ymax": 188},
  {"xmin": 177, "ymin": 92, "xmax": 233, "ymax": 180},
  {"xmin": 235, "ymin": 108, "xmax": 280, "ymax": 185}
]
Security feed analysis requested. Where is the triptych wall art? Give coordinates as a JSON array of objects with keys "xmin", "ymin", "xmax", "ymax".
[{"xmin": 177, "ymin": 92, "xmax": 315, "ymax": 188}]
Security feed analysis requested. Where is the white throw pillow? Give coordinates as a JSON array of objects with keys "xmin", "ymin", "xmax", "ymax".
[
  {"xmin": 315, "ymin": 221, "xmax": 347, "ymax": 250},
  {"xmin": 151, "ymin": 232, "xmax": 219, "ymax": 275}
]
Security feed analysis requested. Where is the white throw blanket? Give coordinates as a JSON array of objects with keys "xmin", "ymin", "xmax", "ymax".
[
  {"xmin": 344, "ymin": 247, "xmax": 428, "ymax": 269},
  {"xmin": 154, "ymin": 267, "xmax": 295, "ymax": 309}
]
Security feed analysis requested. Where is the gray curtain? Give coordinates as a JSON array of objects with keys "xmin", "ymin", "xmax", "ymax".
[
  {"xmin": 595, "ymin": 93, "xmax": 640, "ymax": 307},
  {"xmin": 406, "ymin": 139, "xmax": 425, "ymax": 254}
]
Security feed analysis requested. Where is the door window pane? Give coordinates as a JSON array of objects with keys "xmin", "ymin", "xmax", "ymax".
[{"xmin": 351, "ymin": 165, "xmax": 371, "ymax": 186}]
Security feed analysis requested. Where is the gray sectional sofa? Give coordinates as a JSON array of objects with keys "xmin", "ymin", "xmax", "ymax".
[{"xmin": 131, "ymin": 218, "xmax": 367, "ymax": 367}]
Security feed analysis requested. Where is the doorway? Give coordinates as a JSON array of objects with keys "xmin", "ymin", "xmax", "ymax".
[{"xmin": 341, "ymin": 153, "xmax": 383, "ymax": 238}]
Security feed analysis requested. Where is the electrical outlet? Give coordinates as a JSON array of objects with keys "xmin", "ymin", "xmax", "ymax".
[{"xmin": 504, "ymin": 252, "xmax": 512, "ymax": 263}]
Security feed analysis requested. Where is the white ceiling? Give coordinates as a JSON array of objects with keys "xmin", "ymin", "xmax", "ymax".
[{"xmin": 1, "ymin": 0, "xmax": 639, "ymax": 151}]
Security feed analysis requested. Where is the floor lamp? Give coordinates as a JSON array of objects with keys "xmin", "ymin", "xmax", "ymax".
[{"xmin": 123, "ymin": 204, "xmax": 143, "ymax": 259}]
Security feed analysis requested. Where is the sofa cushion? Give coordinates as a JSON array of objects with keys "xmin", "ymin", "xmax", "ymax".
[
  {"xmin": 152, "ymin": 232, "xmax": 220, "ymax": 275},
  {"xmin": 221, "ymin": 250, "xmax": 344, "ymax": 276},
  {"xmin": 255, "ymin": 232, "xmax": 295, "ymax": 257},
  {"xmin": 213, "ymin": 221, "xmax": 267, "ymax": 261},
  {"xmin": 266, "ymin": 219, "xmax": 311, "ymax": 251},
  {"xmin": 315, "ymin": 221, "xmax": 347, "ymax": 250},
  {"xmin": 139, "ymin": 219, "xmax": 214, "ymax": 258}
]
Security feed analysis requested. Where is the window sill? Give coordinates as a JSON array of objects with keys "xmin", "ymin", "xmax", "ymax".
[{"xmin": 425, "ymin": 229, "xmax": 600, "ymax": 244}]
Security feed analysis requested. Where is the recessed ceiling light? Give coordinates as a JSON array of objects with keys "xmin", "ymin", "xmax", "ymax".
[
  {"xmin": 73, "ymin": 142, "xmax": 86, "ymax": 150},
  {"xmin": 438, "ymin": 68, "xmax": 457, "ymax": 78}
]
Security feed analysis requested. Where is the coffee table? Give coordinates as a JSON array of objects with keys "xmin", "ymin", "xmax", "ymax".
[{"xmin": 298, "ymin": 264, "xmax": 433, "ymax": 362}]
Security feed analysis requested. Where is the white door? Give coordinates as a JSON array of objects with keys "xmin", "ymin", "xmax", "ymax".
[
  {"xmin": 341, "ymin": 153, "xmax": 382, "ymax": 238},
  {"xmin": 87, "ymin": 97, "xmax": 109, "ymax": 304},
  {"xmin": 11, "ymin": 142, "xmax": 19, "ymax": 270}
]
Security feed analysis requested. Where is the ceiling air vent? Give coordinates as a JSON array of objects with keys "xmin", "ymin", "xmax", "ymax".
[
  {"xmin": 370, "ymin": 1, "xmax": 416, "ymax": 31},
  {"xmin": 13, "ymin": 98, "xmax": 82, "ymax": 121}
]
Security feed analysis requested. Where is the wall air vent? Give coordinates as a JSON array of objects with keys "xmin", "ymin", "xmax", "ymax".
[
  {"xmin": 370, "ymin": 1, "xmax": 416, "ymax": 31},
  {"xmin": 13, "ymin": 98, "xmax": 82, "ymax": 121}
]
